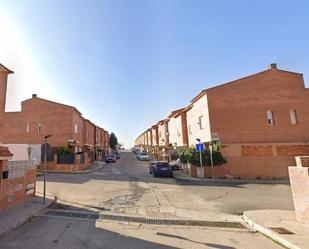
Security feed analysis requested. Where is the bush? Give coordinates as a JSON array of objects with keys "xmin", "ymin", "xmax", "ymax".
[
  {"xmin": 177, "ymin": 145, "xmax": 226, "ymax": 167},
  {"xmin": 56, "ymin": 147, "xmax": 73, "ymax": 156}
]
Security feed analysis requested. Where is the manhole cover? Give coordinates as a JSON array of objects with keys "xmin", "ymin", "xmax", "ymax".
[
  {"xmin": 100, "ymin": 214, "xmax": 245, "ymax": 228},
  {"xmin": 269, "ymin": 227, "xmax": 294, "ymax": 234}
]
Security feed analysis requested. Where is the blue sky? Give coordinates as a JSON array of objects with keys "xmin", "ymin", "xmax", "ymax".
[{"xmin": 1, "ymin": 0, "xmax": 309, "ymax": 147}]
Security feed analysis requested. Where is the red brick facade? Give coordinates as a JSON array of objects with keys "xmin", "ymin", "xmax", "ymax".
[
  {"xmin": 0, "ymin": 64, "xmax": 13, "ymax": 142},
  {"xmin": 2, "ymin": 95, "xmax": 84, "ymax": 148},
  {"xmin": 207, "ymin": 67, "xmax": 309, "ymax": 144},
  {"xmin": 136, "ymin": 65, "xmax": 309, "ymax": 179}
]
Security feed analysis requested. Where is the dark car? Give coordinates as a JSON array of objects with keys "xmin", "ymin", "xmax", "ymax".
[
  {"xmin": 149, "ymin": 161, "xmax": 173, "ymax": 177},
  {"xmin": 113, "ymin": 150, "xmax": 120, "ymax": 159},
  {"xmin": 105, "ymin": 154, "xmax": 116, "ymax": 163}
]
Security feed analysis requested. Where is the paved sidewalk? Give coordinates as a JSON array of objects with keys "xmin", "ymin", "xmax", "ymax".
[
  {"xmin": 37, "ymin": 161, "xmax": 105, "ymax": 174},
  {"xmin": 173, "ymin": 170, "xmax": 290, "ymax": 184},
  {"xmin": 0, "ymin": 196, "xmax": 55, "ymax": 238},
  {"xmin": 243, "ymin": 209, "xmax": 309, "ymax": 249}
]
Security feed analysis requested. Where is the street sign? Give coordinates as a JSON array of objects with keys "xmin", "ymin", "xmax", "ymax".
[{"xmin": 196, "ymin": 143, "xmax": 204, "ymax": 152}]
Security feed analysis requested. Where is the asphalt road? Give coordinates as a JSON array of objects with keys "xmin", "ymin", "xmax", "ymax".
[
  {"xmin": 0, "ymin": 152, "xmax": 291, "ymax": 248},
  {"xmin": 37, "ymin": 152, "xmax": 292, "ymax": 217}
]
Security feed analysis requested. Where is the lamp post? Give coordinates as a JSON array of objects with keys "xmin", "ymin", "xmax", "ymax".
[{"xmin": 43, "ymin": 134, "xmax": 52, "ymax": 204}]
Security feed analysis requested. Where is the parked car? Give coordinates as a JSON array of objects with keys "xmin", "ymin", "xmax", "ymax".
[
  {"xmin": 113, "ymin": 150, "xmax": 120, "ymax": 159},
  {"xmin": 137, "ymin": 151, "xmax": 148, "ymax": 161},
  {"xmin": 149, "ymin": 161, "xmax": 173, "ymax": 177},
  {"xmin": 105, "ymin": 154, "xmax": 116, "ymax": 163},
  {"xmin": 169, "ymin": 158, "xmax": 182, "ymax": 170}
]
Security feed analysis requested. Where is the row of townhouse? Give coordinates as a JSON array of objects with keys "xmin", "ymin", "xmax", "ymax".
[
  {"xmin": 0, "ymin": 64, "xmax": 110, "ymax": 163},
  {"xmin": 0, "ymin": 63, "xmax": 111, "ymax": 210},
  {"xmin": 135, "ymin": 63, "xmax": 309, "ymax": 179}
]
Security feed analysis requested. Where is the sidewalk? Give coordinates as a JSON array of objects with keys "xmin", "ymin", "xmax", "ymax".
[
  {"xmin": 243, "ymin": 210, "xmax": 309, "ymax": 249},
  {"xmin": 0, "ymin": 196, "xmax": 55, "ymax": 238},
  {"xmin": 173, "ymin": 170, "xmax": 290, "ymax": 184},
  {"xmin": 37, "ymin": 161, "xmax": 106, "ymax": 174}
]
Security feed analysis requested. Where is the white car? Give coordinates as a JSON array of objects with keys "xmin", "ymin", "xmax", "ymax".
[
  {"xmin": 169, "ymin": 158, "xmax": 182, "ymax": 170},
  {"xmin": 138, "ymin": 152, "xmax": 148, "ymax": 161}
]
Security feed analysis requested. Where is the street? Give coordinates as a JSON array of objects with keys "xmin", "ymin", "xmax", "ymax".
[{"xmin": 0, "ymin": 152, "xmax": 293, "ymax": 248}]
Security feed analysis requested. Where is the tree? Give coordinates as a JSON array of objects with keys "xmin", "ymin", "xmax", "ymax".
[
  {"xmin": 109, "ymin": 132, "xmax": 118, "ymax": 150},
  {"xmin": 116, "ymin": 142, "xmax": 124, "ymax": 150}
]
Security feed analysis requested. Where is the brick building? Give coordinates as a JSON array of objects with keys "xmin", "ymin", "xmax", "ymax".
[
  {"xmin": 0, "ymin": 63, "xmax": 110, "ymax": 169},
  {"xmin": 136, "ymin": 64, "xmax": 309, "ymax": 178},
  {"xmin": 2, "ymin": 94, "xmax": 84, "ymax": 150},
  {"xmin": 185, "ymin": 64, "xmax": 309, "ymax": 178},
  {"xmin": 167, "ymin": 108, "xmax": 188, "ymax": 148},
  {"xmin": 0, "ymin": 64, "xmax": 13, "ymax": 142}
]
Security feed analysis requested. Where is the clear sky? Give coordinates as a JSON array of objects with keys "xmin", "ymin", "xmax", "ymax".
[{"xmin": 0, "ymin": 0, "xmax": 309, "ymax": 147}]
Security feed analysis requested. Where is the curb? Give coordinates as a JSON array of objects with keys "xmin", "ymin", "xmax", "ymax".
[
  {"xmin": 173, "ymin": 172, "xmax": 289, "ymax": 185},
  {"xmin": 36, "ymin": 162, "xmax": 105, "ymax": 175},
  {"xmin": 243, "ymin": 212, "xmax": 301, "ymax": 249},
  {"xmin": 0, "ymin": 197, "xmax": 56, "ymax": 239}
]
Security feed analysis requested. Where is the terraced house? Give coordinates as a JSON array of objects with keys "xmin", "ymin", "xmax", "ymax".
[
  {"xmin": 1, "ymin": 63, "xmax": 110, "ymax": 171},
  {"xmin": 135, "ymin": 64, "xmax": 309, "ymax": 179}
]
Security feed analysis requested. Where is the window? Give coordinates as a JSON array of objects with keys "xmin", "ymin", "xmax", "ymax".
[
  {"xmin": 290, "ymin": 110, "xmax": 297, "ymax": 125},
  {"xmin": 267, "ymin": 111, "xmax": 275, "ymax": 125},
  {"xmin": 188, "ymin": 125, "xmax": 192, "ymax": 135},
  {"xmin": 74, "ymin": 124, "xmax": 78, "ymax": 134},
  {"xmin": 37, "ymin": 123, "xmax": 42, "ymax": 133},
  {"xmin": 198, "ymin": 115, "xmax": 205, "ymax": 129},
  {"xmin": 177, "ymin": 128, "xmax": 181, "ymax": 137},
  {"xmin": 26, "ymin": 123, "xmax": 30, "ymax": 133}
]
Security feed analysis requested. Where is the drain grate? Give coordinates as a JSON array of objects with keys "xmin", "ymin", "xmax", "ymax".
[
  {"xmin": 269, "ymin": 227, "xmax": 294, "ymax": 234},
  {"xmin": 100, "ymin": 214, "xmax": 245, "ymax": 228},
  {"xmin": 45, "ymin": 210, "xmax": 99, "ymax": 220}
]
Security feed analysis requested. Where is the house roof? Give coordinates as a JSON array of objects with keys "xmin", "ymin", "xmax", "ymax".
[
  {"xmin": 190, "ymin": 66, "xmax": 303, "ymax": 104},
  {"xmin": 0, "ymin": 64, "xmax": 14, "ymax": 74},
  {"xmin": 168, "ymin": 108, "xmax": 185, "ymax": 118},
  {"xmin": 22, "ymin": 96, "xmax": 82, "ymax": 116}
]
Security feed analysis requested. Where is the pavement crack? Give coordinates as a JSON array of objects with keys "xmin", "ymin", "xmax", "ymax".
[{"xmin": 204, "ymin": 192, "xmax": 229, "ymax": 201}]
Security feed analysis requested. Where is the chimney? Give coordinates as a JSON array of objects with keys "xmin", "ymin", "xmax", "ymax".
[
  {"xmin": 32, "ymin": 94, "xmax": 37, "ymax": 98},
  {"xmin": 268, "ymin": 63, "xmax": 277, "ymax": 70}
]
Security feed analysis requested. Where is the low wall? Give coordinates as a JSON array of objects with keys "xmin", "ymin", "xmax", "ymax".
[
  {"xmin": 0, "ymin": 160, "xmax": 36, "ymax": 211},
  {"xmin": 220, "ymin": 143, "xmax": 309, "ymax": 179},
  {"xmin": 289, "ymin": 157, "xmax": 309, "ymax": 225},
  {"xmin": 40, "ymin": 153, "xmax": 90, "ymax": 172},
  {"xmin": 44, "ymin": 161, "xmax": 89, "ymax": 171},
  {"xmin": 187, "ymin": 143, "xmax": 309, "ymax": 179}
]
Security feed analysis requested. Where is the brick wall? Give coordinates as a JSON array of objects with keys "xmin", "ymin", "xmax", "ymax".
[
  {"xmin": 215, "ymin": 143, "xmax": 309, "ymax": 179},
  {"xmin": 289, "ymin": 157, "xmax": 309, "ymax": 224},
  {"xmin": 2, "ymin": 97, "xmax": 81, "ymax": 147},
  {"xmin": 0, "ymin": 70, "xmax": 11, "ymax": 142},
  {"xmin": 207, "ymin": 68, "xmax": 309, "ymax": 144}
]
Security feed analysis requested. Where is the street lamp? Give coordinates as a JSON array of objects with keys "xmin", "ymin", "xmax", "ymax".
[{"xmin": 43, "ymin": 134, "xmax": 52, "ymax": 204}]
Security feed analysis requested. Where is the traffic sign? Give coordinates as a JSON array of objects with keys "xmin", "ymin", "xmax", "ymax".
[{"xmin": 196, "ymin": 143, "xmax": 204, "ymax": 152}]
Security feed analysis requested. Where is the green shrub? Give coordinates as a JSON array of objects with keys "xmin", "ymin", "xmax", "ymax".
[
  {"xmin": 177, "ymin": 145, "xmax": 226, "ymax": 167},
  {"xmin": 56, "ymin": 147, "xmax": 73, "ymax": 156}
]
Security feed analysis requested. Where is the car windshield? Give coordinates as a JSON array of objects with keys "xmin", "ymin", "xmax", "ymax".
[
  {"xmin": 157, "ymin": 163, "xmax": 169, "ymax": 168},
  {"xmin": 141, "ymin": 153, "xmax": 147, "ymax": 155}
]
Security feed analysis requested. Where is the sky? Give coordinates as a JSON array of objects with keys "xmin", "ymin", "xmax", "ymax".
[{"xmin": 0, "ymin": 0, "xmax": 309, "ymax": 147}]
